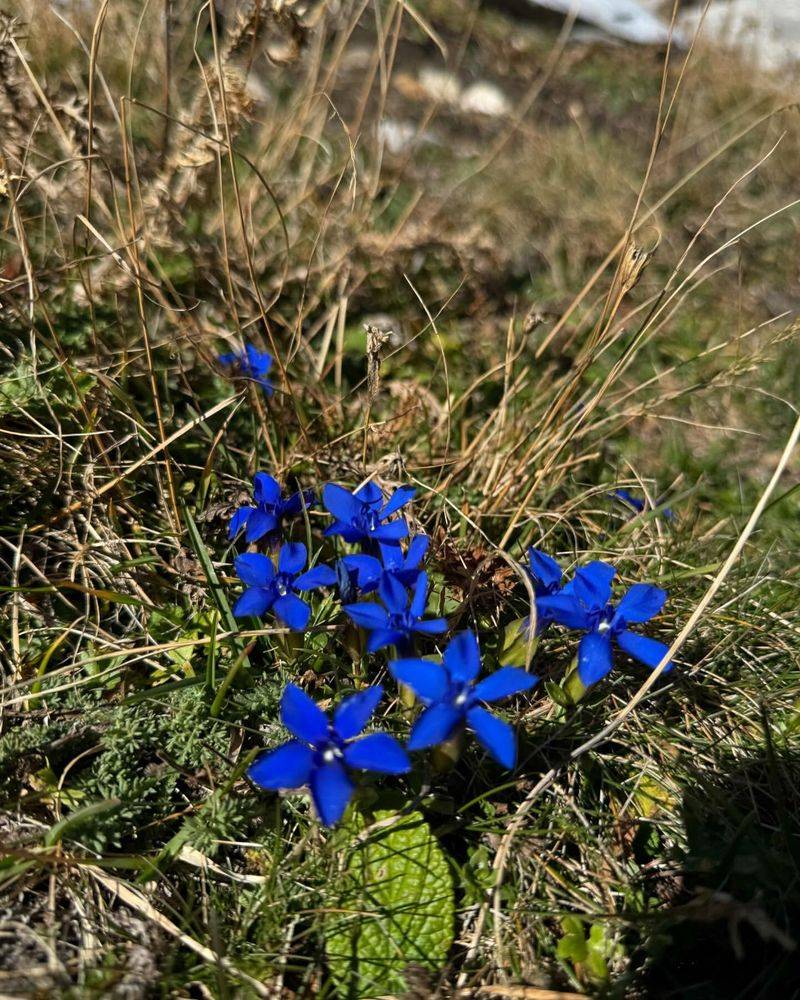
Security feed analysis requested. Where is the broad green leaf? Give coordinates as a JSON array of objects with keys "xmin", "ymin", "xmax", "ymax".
[{"xmin": 325, "ymin": 811, "xmax": 454, "ymax": 997}]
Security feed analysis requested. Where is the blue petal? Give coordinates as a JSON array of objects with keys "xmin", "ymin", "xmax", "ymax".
[
  {"xmin": 234, "ymin": 552, "xmax": 275, "ymax": 587},
  {"xmin": 344, "ymin": 733, "xmax": 411, "ymax": 774},
  {"xmin": 293, "ymin": 564, "xmax": 338, "ymax": 591},
  {"xmin": 336, "ymin": 559, "xmax": 359, "ymax": 603},
  {"xmin": 568, "ymin": 561, "xmax": 616, "ymax": 611},
  {"xmin": 394, "ymin": 566, "xmax": 423, "ymax": 590},
  {"xmin": 616, "ymin": 629, "xmax": 674, "ymax": 673},
  {"xmin": 355, "ymin": 482, "xmax": 383, "ymax": 506},
  {"xmin": 245, "ymin": 344, "xmax": 273, "ymax": 376},
  {"xmin": 379, "ymin": 542, "xmax": 404, "ymax": 570},
  {"xmin": 281, "ymin": 489, "xmax": 315, "ymax": 516},
  {"xmin": 280, "ymin": 684, "xmax": 329, "ymax": 745},
  {"xmin": 466, "ymin": 706, "xmax": 516, "ymax": 769},
  {"xmin": 535, "ymin": 594, "xmax": 592, "ymax": 630},
  {"xmin": 342, "ymin": 554, "xmax": 382, "ymax": 591},
  {"xmin": 248, "ymin": 740, "xmax": 313, "ymax": 789},
  {"xmin": 413, "ymin": 617, "xmax": 447, "ymax": 635},
  {"xmin": 372, "ymin": 519, "xmax": 409, "ymax": 543},
  {"xmin": 253, "ymin": 472, "xmax": 281, "ymax": 506},
  {"xmin": 612, "ymin": 488, "xmax": 645, "ymax": 512},
  {"xmin": 409, "ymin": 571, "xmax": 429, "ymax": 619},
  {"xmin": 228, "ymin": 506, "xmax": 253, "ymax": 539},
  {"xmin": 322, "ymin": 483, "xmax": 360, "ymax": 522},
  {"xmin": 527, "ymin": 547, "xmax": 563, "ymax": 592},
  {"xmin": 403, "ymin": 534, "xmax": 429, "ymax": 569},
  {"xmin": 366, "ymin": 628, "xmax": 406, "ymax": 653},
  {"xmin": 443, "ymin": 630, "xmax": 481, "ymax": 683},
  {"xmin": 472, "ymin": 667, "xmax": 538, "ymax": 704},
  {"xmin": 380, "ymin": 485, "xmax": 416, "ymax": 518},
  {"xmin": 324, "ymin": 520, "xmax": 364, "ymax": 543},
  {"xmin": 245, "ymin": 507, "xmax": 279, "ymax": 542},
  {"xmin": 615, "ymin": 583, "xmax": 667, "ymax": 625},
  {"xmin": 218, "ymin": 350, "xmax": 237, "ymax": 366},
  {"xmin": 232, "ymin": 586, "xmax": 272, "ymax": 618},
  {"xmin": 310, "ymin": 760, "xmax": 354, "ymax": 826},
  {"xmin": 577, "ymin": 630, "xmax": 614, "ymax": 686},
  {"xmin": 388, "ymin": 659, "xmax": 449, "ymax": 703},
  {"xmin": 273, "ymin": 593, "xmax": 311, "ymax": 631},
  {"xmin": 407, "ymin": 702, "xmax": 462, "ymax": 750},
  {"xmin": 379, "ymin": 573, "xmax": 408, "ymax": 614},
  {"xmin": 343, "ymin": 602, "xmax": 389, "ymax": 629},
  {"xmin": 278, "ymin": 541, "xmax": 307, "ymax": 576},
  {"xmin": 333, "ymin": 685, "xmax": 384, "ymax": 740}
]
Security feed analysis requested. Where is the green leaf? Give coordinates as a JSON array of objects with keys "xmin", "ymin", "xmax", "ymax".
[
  {"xmin": 325, "ymin": 811, "xmax": 454, "ymax": 998},
  {"xmin": 182, "ymin": 508, "xmax": 237, "ymax": 631},
  {"xmin": 586, "ymin": 922, "xmax": 616, "ymax": 981},
  {"xmin": 182, "ymin": 505, "xmax": 246, "ymax": 664},
  {"xmin": 557, "ymin": 916, "xmax": 588, "ymax": 964}
]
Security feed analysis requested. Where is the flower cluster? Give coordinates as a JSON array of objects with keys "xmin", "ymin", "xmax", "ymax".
[
  {"xmin": 229, "ymin": 474, "xmax": 327, "ymax": 630},
  {"xmin": 321, "ymin": 482, "xmax": 447, "ymax": 654},
  {"xmin": 248, "ymin": 630, "xmax": 534, "ymax": 824},
  {"xmin": 223, "ymin": 474, "xmax": 674, "ymax": 828}
]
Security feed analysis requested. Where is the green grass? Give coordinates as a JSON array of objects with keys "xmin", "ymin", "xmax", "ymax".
[{"xmin": 1, "ymin": 2, "xmax": 800, "ymax": 996}]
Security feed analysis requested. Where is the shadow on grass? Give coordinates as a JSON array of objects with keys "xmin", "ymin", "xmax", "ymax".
[{"xmin": 640, "ymin": 742, "xmax": 800, "ymax": 999}]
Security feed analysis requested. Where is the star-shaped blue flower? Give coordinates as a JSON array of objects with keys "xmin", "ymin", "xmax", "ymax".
[
  {"xmin": 343, "ymin": 571, "xmax": 447, "ymax": 654},
  {"xmin": 248, "ymin": 684, "xmax": 410, "ymax": 826},
  {"xmin": 228, "ymin": 472, "xmax": 315, "ymax": 543},
  {"xmin": 232, "ymin": 542, "xmax": 336, "ymax": 630},
  {"xmin": 559, "ymin": 561, "xmax": 674, "ymax": 685},
  {"xmin": 341, "ymin": 535, "xmax": 429, "ymax": 596},
  {"xmin": 524, "ymin": 547, "xmax": 592, "ymax": 633},
  {"xmin": 322, "ymin": 482, "xmax": 414, "ymax": 546},
  {"xmin": 611, "ymin": 489, "xmax": 674, "ymax": 520},
  {"xmin": 219, "ymin": 343, "xmax": 274, "ymax": 395},
  {"xmin": 389, "ymin": 631, "xmax": 538, "ymax": 769}
]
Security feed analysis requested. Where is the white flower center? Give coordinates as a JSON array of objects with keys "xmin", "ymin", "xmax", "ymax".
[{"xmin": 597, "ymin": 620, "xmax": 612, "ymax": 634}]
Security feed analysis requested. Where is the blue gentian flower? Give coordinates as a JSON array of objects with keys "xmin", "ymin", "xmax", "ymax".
[
  {"xmin": 558, "ymin": 561, "xmax": 674, "ymax": 686},
  {"xmin": 341, "ymin": 535, "xmax": 429, "ymax": 595},
  {"xmin": 389, "ymin": 630, "xmax": 538, "ymax": 768},
  {"xmin": 612, "ymin": 488, "xmax": 645, "ymax": 512},
  {"xmin": 343, "ymin": 571, "xmax": 447, "ymax": 654},
  {"xmin": 232, "ymin": 542, "xmax": 336, "ymax": 630},
  {"xmin": 322, "ymin": 482, "xmax": 414, "ymax": 546},
  {"xmin": 228, "ymin": 472, "xmax": 315, "ymax": 543},
  {"xmin": 525, "ymin": 547, "xmax": 591, "ymax": 632},
  {"xmin": 248, "ymin": 683, "xmax": 410, "ymax": 826},
  {"xmin": 611, "ymin": 488, "xmax": 674, "ymax": 520},
  {"xmin": 219, "ymin": 343, "xmax": 274, "ymax": 395}
]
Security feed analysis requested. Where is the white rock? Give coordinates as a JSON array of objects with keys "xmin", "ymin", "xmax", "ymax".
[
  {"xmin": 680, "ymin": 0, "xmax": 800, "ymax": 73},
  {"xmin": 378, "ymin": 119, "xmax": 419, "ymax": 155},
  {"xmin": 418, "ymin": 67, "xmax": 462, "ymax": 104},
  {"xmin": 525, "ymin": 0, "xmax": 684, "ymax": 46},
  {"xmin": 459, "ymin": 81, "xmax": 511, "ymax": 117}
]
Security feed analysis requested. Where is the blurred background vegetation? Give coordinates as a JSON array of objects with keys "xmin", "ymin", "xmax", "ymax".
[{"xmin": 1, "ymin": 1, "xmax": 799, "ymax": 996}]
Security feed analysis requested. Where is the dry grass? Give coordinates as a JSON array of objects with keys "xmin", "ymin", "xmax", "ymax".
[{"xmin": 1, "ymin": 1, "xmax": 800, "ymax": 996}]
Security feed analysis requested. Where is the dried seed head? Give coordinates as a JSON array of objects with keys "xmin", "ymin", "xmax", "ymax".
[
  {"xmin": 618, "ymin": 240, "xmax": 654, "ymax": 296},
  {"xmin": 365, "ymin": 323, "xmax": 392, "ymax": 403}
]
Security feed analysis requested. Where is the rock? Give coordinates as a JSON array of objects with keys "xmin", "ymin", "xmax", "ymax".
[
  {"xmin": 460, "ymin": 81, "xmax": 511, "ymax": 116},
  {"xmin": 524, "ymin": 0, "xmax": 684, "ymax": 46},
  {"xmin": 378, "ymin": 119, "xmax": 419, "ymax": 155},
  {"xmin": 418, "ymin": 67, "xmax": 462, "ymax": 104},
  {"xmin": 679, "ymin": 0, "xmax": 800, "ymax": 74}
]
